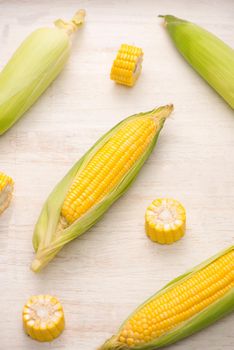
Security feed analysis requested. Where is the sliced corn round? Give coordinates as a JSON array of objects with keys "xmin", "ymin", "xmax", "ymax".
[
  {"xmin": 145, "ymin": 198, "xmax": 186, "ymax": 244},
  {"xmin": 22, "ymin": 295, "xmax": 65, "ymax": 342},
  {"xmin": 110, "ymin": 44, "xmax": 143, "ymax": 87},
  {"xmin": 0, "ymin": 172, "xmax": 14, "ymax": 215}
]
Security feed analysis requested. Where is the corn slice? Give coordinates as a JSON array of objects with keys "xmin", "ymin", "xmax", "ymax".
[
  {"xmin": 110, "ymin": 44, "xmax": 143, "ymax": 86},
  {"xmin": 145, "ymin": 198, "xmax": 186, "ymax": 244},
  {"xmin": 0, "ymin": 10, "xmax": 85, "ymax": 135},
  {"xmin": 0, "ymin": 172, "xmax": 14, "ymax": 215},
  {"xmin": 31, "ymin": 105, "xmax": 173, "ymax": 272},
  {"xmin": 22, "ymin": 295, "xmax": 65, "ymax": 342},
  {"xmin": 99, "ymin": 246, "xmax": 234, "ymax": 349},
  {"xmin": 160, "ymin": 15, "xmax": 234, "ymax": 109}
]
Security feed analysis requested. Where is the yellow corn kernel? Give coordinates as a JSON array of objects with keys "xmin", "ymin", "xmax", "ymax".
[
  {"xmin": 145, "ymin": 198, "xmax": 186, "ymax": 244},
  {"xmin": 0, "ymin": 172, "xmax": 14, "ymax": 215},
  {"xmin": 22, "ymin": 295, "xmax": 65, "ymax": 342},
  {"xmin": 61, "ymin": 116, "xmax": 156, "ymax": 224},
  {"xmin": 110, "ymin": 44, "xmax": 143, "ymax": 86}
]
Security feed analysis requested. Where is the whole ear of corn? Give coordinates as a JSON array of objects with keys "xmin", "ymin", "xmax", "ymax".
[
  {"xmin": 0, "ymin": 172, "xmax": 14, "ymax": 215},
  {"xmin": 0, "ymin": 10, "xmax": 85, "ymax": 135},
  {"xmin": 160, "ymin": 15, "xmax": 234, "ymax": 109},
  {"xmin": 31, "ymin": 105, "xmax": 173, "ymax": 272},
  {"xmin": 99, "ymin": 246, "xmax": 234, "ymax": 350}
]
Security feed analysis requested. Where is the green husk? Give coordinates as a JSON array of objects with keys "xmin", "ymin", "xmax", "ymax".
[
  {"xmin": 31, "ymin": 105, "xmax": 173, "ymax": 272},
  {"xmin": 99, "ymin": 246, "xmax": 234, "ymax": 350},
  {"xmin": 160, "ymin": 15, "xmax": 234, "ymax": 109},
  {"xmin": 0, "ymin": 10, "xmax": 85, "ymax": 135}
]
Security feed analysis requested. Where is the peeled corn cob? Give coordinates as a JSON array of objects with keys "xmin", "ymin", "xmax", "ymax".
[
  {"xmin": 0, "ymin": 10, "xmax": 85, "ymax": 135},
  {"xmin": 0, "ymin": 172, "xmax": 14, "ymax": 215},
  {"xmin": 145, "ymin": 198, "xmax": 186, "ymax": 244},
  {"xmin": 31, "ymin": 105, "xmax": 173, "ymax": 272},
  {"xmin": 160, "ymin": 15, "xmax": 234, "ymax": 109},
  {"xmin": 110, "ymin": 44, "xmax": 143, "ymax": 86},
  {"xmin": 23, "ymin": 295, "xmax": 65, "ymax": 342},
  {"xmin": 99, "ymin": 246, "xmax": 234, "ymax": 349}
]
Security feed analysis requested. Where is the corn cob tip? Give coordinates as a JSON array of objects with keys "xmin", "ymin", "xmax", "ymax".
[
  {"xmin": 151, "ymin": 104, "xmax": 174, "ymax": 124},
  {"xmin": 54, "ymin": 9, "xmax": 86, "ymax": 34},
  {"xmin": 98, "ymin": 336, "xmax": 126, "ymax": 350}
]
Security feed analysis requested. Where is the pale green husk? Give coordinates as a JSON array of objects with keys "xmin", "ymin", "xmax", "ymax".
[
  {"xmin": 160, "ymin": 15, "xmax": 234, "ymax": 109},
  {"xmin": 31, "ymin": 105, "xmax": 173, "ymax": 272},
  {"xmin": 99, "ymin": 245, "xmax": 234, "ymax": 349},
  {"xmin": 0, "ymin": 10, "xmax": 85, "ymax": 135}
]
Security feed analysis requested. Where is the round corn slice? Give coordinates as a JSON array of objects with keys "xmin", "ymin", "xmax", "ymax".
[
  {"xmin": 145, "ymin": 198, "xmax": 186, "ymax": 244},
  {"xmin": 110, "ymin": 44, "xmax": 143, "ymax": 86},
  {"xmin": 22, "ymin": 295, "xmax": 65, "ymax": 342},
  {"xmin": 0, "ymin": 172, "xmax": 14, "ymax": 215}
]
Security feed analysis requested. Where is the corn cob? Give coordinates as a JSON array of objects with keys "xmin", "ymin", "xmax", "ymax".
[
  {"xmin": 0, "ymin": 10, "xmax": 85, "ymax": 135},
  {"xmin": 145, "ymin": 198, "xmax": 186, "ymax": 244},
  {"xmin": 99, "ymin": 246, "xmax": 234, "ymax": 349},
  {"xmin": 160, "ymin": 15, "xmax": 234, "ymax": 109},
  {"xmin": 23, "ymin": 295, "xmax": 65, "ymax": 342},
  {"xmin": 31, "ymin": 105, "xmax": 173, "ymax": 272},
  {"xmin": 110, "ymin": 44, "xmax": 143, "ymax": 87},
  {"xmin": 0, "ymin": 172, "xmax": 14, "ymax": 215}
]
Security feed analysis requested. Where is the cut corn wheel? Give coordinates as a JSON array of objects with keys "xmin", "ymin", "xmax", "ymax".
[
  {"xmin": 110, "ymin": 44, "xmax": 143, "ymax": 86},
  {"xmin": 99, "ymin": 246, "xmax": 234, "ymax": 349},
  {"xmin": 0, "ymin": 172, "xmax": 14, "ymax": 215},
  {"xmin": 145, "ymin": 198, "xmax": 186, "ymax": 244},
  {"xmin": 23, "ymin": 295, "xmax": 65, "ymax": 342},
  {"xmin": 31, "ymin": 105, "xmax": 173, "ymax": 272}
]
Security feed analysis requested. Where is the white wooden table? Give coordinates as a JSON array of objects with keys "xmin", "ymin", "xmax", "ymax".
[{"xmin": 0, "ymin": 0, "xmax": 233, "ymax": 349}]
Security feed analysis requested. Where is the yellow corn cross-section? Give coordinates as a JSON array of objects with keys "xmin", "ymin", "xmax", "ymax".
[
  {"xmin": 0, "ymin": 172, "xmax": 14, "ymax": 215},
  {"xmin": 110, "ymin": 44, "xmax": 143, "ymax": 86},
  {"xmin": 145, "ymin": 198, "xmax": 186, "ymax": 244},
  {"xmin": 22, "ymin": 295, "xmax": 65, "ymax": 342}
]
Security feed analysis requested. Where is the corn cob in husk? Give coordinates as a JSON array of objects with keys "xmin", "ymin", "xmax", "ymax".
[
  {"xmin": 99, "ymin": 246, "xmax": 234, "ymax": 349},
  {"xmin": 0, "ymin": 10, "xmax": 85, "ymax": 135},
  {"xmin": 31, "ymin": 105, "xmax": 173, "ymax": 272},
  {"xmin": 160, "ymin": 15, "xmax": 234, "ymax": 109}
]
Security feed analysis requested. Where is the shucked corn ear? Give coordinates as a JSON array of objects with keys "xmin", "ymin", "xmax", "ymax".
[
  {"xmin": 23, "ymin": 295, "xmax": 65, "ymax": 342},
  {"xmin": 31, "ymin": 105, "xmax": 173, "ymax": 272},
  {"xmin": 99, "ymin": 246, "xmax": 234, "ymax": 349},
  {"xmin": 0, "ymin": 172, "xmax": 14, "ymax": 215},
  {"xmin": 0, "ymin": 10, "xmax": 85, "ymax": 135},
  {"xmin": 145, "ymin": 198, "xmax": 186, "ymax": 244},
  {"xmin": 160, "ymin": 15, "xmax": 234, "ymax": 109}
]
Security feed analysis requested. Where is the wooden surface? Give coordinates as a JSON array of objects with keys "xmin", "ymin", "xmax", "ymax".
[{"xmin": 0, "ymin": 0, "xmax": 233, "ymax": 349}]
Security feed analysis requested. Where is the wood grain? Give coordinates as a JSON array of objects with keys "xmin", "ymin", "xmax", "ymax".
[{"xmin": 0, "ymin": 0, "xmax": 233, "ymax": 349}]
